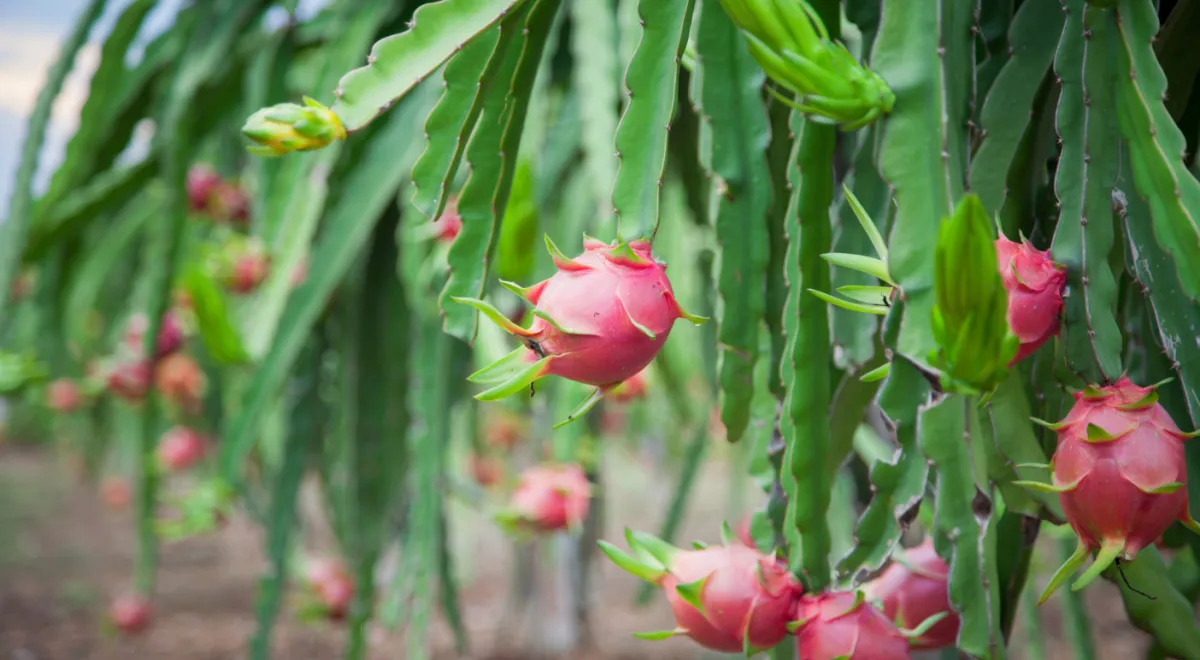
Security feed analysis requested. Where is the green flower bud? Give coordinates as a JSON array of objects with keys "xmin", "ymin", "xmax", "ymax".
[
  {"xmin": 719, "ymin": 0, "xmax": 894, "ymax": 129},
  {"xmin": 930, "ymin": 194, "xmax": 1018, "ymax": 393},
  {"xmin": 241, "ymin": 96, "xmax": 346, "ymax": 156}
]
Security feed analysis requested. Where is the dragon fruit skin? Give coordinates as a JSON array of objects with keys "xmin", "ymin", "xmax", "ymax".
[
  {"xmin": 994, "ymin": 235, "xmax": 1066, "ymax": 364},
  {"xmin": 863, "ymin": 539, "xmax": 959, "ymax": 649},
  {"xmin": 109, "ymin": 593, "xmax": 152, "ymax": 635},
  {"xmin": 456, "ymin": 237, "xmax": 705, "ymax": 411},
  {"xmin": 1032, "ymin": 377, "xmax": 1200, "ymax": 602},
  {"xmin": 793, "ymin": 591, "xmax": 911, "ymax": 660},
  {"xmin": 504, "ymin": 463, "xmax": 591, "ymax": 532},
  {"xmin": 599, "ymin": 532, "xmax": 802, "ymax": 654},
  {"xmin": 157, "ymin": 426, "xmax": 207, "ymax": 472},
  {"xmin": 46, "ymin": 378, "xmax": 83, "ymax": 413},
  {"xmin": 1056, "ymin": 378, "xmax": 1196, "ymax": 554}
]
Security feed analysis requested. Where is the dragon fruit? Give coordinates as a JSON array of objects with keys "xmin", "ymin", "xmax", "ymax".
[
  {"xmin": 862, "ymin": 539, "xmax": 959, "ymax": 649},
  {"xmin": 1024, "ymin": 377, "xmax": 1200, "ymax": 602},
  {"xmin": 454, "ymin": 236, "xmax": 704, "ymax": 426},
  {"xmin": 599, "ymin": 528, "xmax": 802, "ymax": 654},
  {"xmin": 107, "ymin": 359, "xmax": 152, "ymax": 402},
  {"xmin": 157, "ymin": 426, "xmax": 207, "ymax": 472},
  {"xmin": 497, "ymin": 463, "xmax": 591, "ymax": 533},
  {"xmin": 46, "ymin": 378, "xmax": 83, "ymax": 413},
  {"xmin": 186, "ymin": 164, "xmax": 221, "ymax": 213},
  {"xmin": 304, "ymin": 557, "xmax": 354, "ymax": 621},
  {"xmin": 211, "ymin": 181, "xmax": 251, "ymax": 226},
  {"xmin": 102, "ymin": 476, "xmax": 132, "ymax": 510},
  {"xmin": 994, "ymin": 235, "xmax": 1066, "ymax": 364},
  {"xmin": 792, "ymin": 591, "xmax": 911, "ymax": 660},
  {"xmin": 109, "ymin": 593, "xmax": 152, "ymax": 635},
  {"xmin": 154, "ymin": 353, "xmax": 206, "ymax": 413},
  {"xmin": 467, "ymin": 452, "xmax": 503, "ymax": 488},
  {"xmin": 125, "ymin": 310, "xmax": 185, "ymax": 358}
]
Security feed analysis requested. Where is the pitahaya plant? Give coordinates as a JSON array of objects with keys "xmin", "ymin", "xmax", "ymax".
[
  {"xmin": 791, "ymin": 591, "xmax": 914, "ymax": 660},
  {"xmin": 109, "ymin": 593, "xmax": 152, "ymax": 635},
  {"xmin": 994, "ymin": 235, "xmax": 1066, "ymax": 364},
  {"xmin": 599, "ymin": 526, "xmax": 802, "ymax": 654},
  {"xmin": 186, "ymin": 164, "xmax": 221, "ymax": 213},
  {"xmin": 497, "ymin": 463, "xmax": 591, "ymax": 533},
  {"xmin": 454, "ymin": 236, "xmax": 705, "ymax": 427},
  {"xmin": 862, "ymin": 538, "xmax": 959, "ymax": 649},
  {"xmin": 157, "ymin": 426, "xmax": 208, "ymax": 472},
  {"xmin": 46, "ymin": 378, "xmax": 82, "ymax": 413},
  {"xmin": 1017, "ymin": 377, "xmax": 1200, "ymax": 602}
]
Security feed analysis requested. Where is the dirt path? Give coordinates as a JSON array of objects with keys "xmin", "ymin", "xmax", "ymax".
[{"xmin": 0, "ymin": 444, "xmax": 1156, "ymax": 659}]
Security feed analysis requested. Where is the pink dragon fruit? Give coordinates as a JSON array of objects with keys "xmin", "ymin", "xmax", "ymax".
[
  {"xmin": 157, "ymin": 426, "xmax": 207, "ymax": 472},
  {"xmin": 186, "ymin": 164, "xmax": 221, "ymax": 213},
  {"xmin": 1028, "ymin": 376, "xmax": 1200, "ymax": 602},
  {"xmin": 304, "ymin": 557, "xmax": 354, "ymax": 621},
  {"xmin": 211, "ymin": 181, "xmax": 251, "ymax": 226},
  {"xmin": 994, "ymin": 235, "xmax": 1066, "ymax": 364},
  {"xmin": 498, "ymin": 463, "xmax": 591, "ymax": 533},
  {"xmin": 454, "ymin": 236, "xmax": 705, "ymax": 426},
  {"xmin": 107, "ymin": 359, "xmax": 152, "ymax": 402},
  {"xmin": 600, "ymin": 529, "xmax": 802, "ymax": 654},
  {"xmin": 124, "ymin": 310, "xmax": 186, "ymax": 358},
  {"xmin": 154, "ymin": 353, "xmax": 206, "ymax": 413},
  {"xmin": 46, "ymin": 378, "xmax": 83, "ymax": 413},
  {"xmin": 862, "ymin": 539, "xmax": 959, "ymax": 649},
  {"xmin": 109, "ymin": 593, "xmax": 152, "ymax": 635},
  {"xmin": 792, "ymin": 591, "xmax": 911, "ymax": 660}
]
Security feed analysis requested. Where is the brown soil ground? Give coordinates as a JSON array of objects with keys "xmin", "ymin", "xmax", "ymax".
[{"xmin": 0, "ymin": 444, "xmax": 1160, "ymax": 659}]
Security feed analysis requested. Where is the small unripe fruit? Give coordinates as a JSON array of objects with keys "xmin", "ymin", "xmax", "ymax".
[
  {"xmin": 109, "ymin": 593, "xmax": 152, "ymax": 635},
  {"xmin": 46, "ymin": 378, "xmax": 83, "ymax": 413},
  {"xmin": 157, "ymin": 426, "xmax": 207, "ymax": 472}
]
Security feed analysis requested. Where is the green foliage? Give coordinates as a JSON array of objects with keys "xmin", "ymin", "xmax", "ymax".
[{"xmin": 11, "ymin": 0, "xmax": 1200, "ymax": 656}]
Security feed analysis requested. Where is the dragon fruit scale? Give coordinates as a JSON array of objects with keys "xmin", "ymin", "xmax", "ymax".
[
  {"xmin": 453, "ymin": 236, "xmax": 705, "ymax": 427},
  {"xmin": 994, "ymin": 235, "xmax": 1066, "ymax": 364},
  {"xmin": 1023, "ymin": 377, "xmax": 1200, "ymax": 603},
  {"xmin": 599, "ymin": 527, "xmax": 802, "ymax": 655},
  {"xmin": 792, "ymin": 591, "xmax": 911, "ymax": 660}
]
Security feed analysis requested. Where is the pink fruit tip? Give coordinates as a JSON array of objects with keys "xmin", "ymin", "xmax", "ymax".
[
  {"xmin": 46, "ymin": 378, "xmax": 83, "ymax": 413},
  {"xmin": 994, "ymin": 235, "xmax": 1066, "ymax": 365},
  {"xmin": 506, "ymin": 463, "xmax": 591, "ymax": 532},
  {"xmin": 862, "ymin": 539, "xmax": 959, "ymax": 649},
  {"xmin": 1046, "ymin": 375, "xmax": 1199, "ymax": 576},
  {"xmin": 109, "ymin": 593, "xmax": 152, "ymax": 635},
  {"xmin": 157, "ymin": 426, "xmax": 208, "ymax": 472},
  {"xmin": 657, "ymin": 543, "xmax": 802, "ymax": 653},
  {"xmin": 792, "ymin": 590, "xmax": 910, "ymax": 660}
]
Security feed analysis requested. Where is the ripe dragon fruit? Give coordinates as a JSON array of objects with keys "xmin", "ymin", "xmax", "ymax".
[
  {"xmin": 107, "ymin": 359, "xmax": 152, "ymax": 402},
  {"xmin": 1020, "ymin": 377, "xmax": 1200, "ymax": 602},
  {"xmin": 467, "ymin": 452, "xmax": 503, "ymax": 488},
  {"xmin": 154, "ymin": 353, "xmax": 206, "ymax": 413},
  {"xmin": 124, "ymin": 310, "xmax": 185, "ymax": 358},
  {"xmin": 862, "ymin": 539, "xmax": 959, "ymax": 649},
  {"xmin": 157, "ymin": 426, "xmax": 208, "ymax": 472},
  {"xmin": 792, "ymin": 591, "xmax": 911, "ymax": 660},
  {"xmin": 454, "ymin": 236, "xmax": 705, "ymax": 427},
  {"xmin": 186, "ymin": 164, "xmax": 221, "ymax": 213},
  {"xmin": 994, "ymin": 235, "xmax": 1066, "ymax": 364},
  {"xmin": 46, "ymin": 378, "xmax": 83, "ymax": 413},
  {"xmin": 497, "ymin": 463, "xmax": 591, "ymax": 533},
  {"xmin": 109, "ymin": 593, "xmax": 152, "ymax": 635},
  {"xmin": 599, "ymin": 528, "xmax": 802, "ymax": 654},
  {"xmin": 304, "ymin": 557, "xmax": 355, "ymax": 621}
]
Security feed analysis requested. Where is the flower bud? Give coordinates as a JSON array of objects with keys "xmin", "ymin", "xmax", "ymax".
[{"xmin": 242, "ymin": 97, "xmax": 346, "ymax": 156}]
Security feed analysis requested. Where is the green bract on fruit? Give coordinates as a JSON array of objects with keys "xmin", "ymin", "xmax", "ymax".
[
  {"xmin": 454, "ymin": 236, "xmax": 705, "ymax": 427},
  {"xmin": 1021, "ymin": 377, "xmax": 1200, "ymax": 602},
  {"xmin": 599, "ymin": 528, "xmax": 802, "ymax": 655}
]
